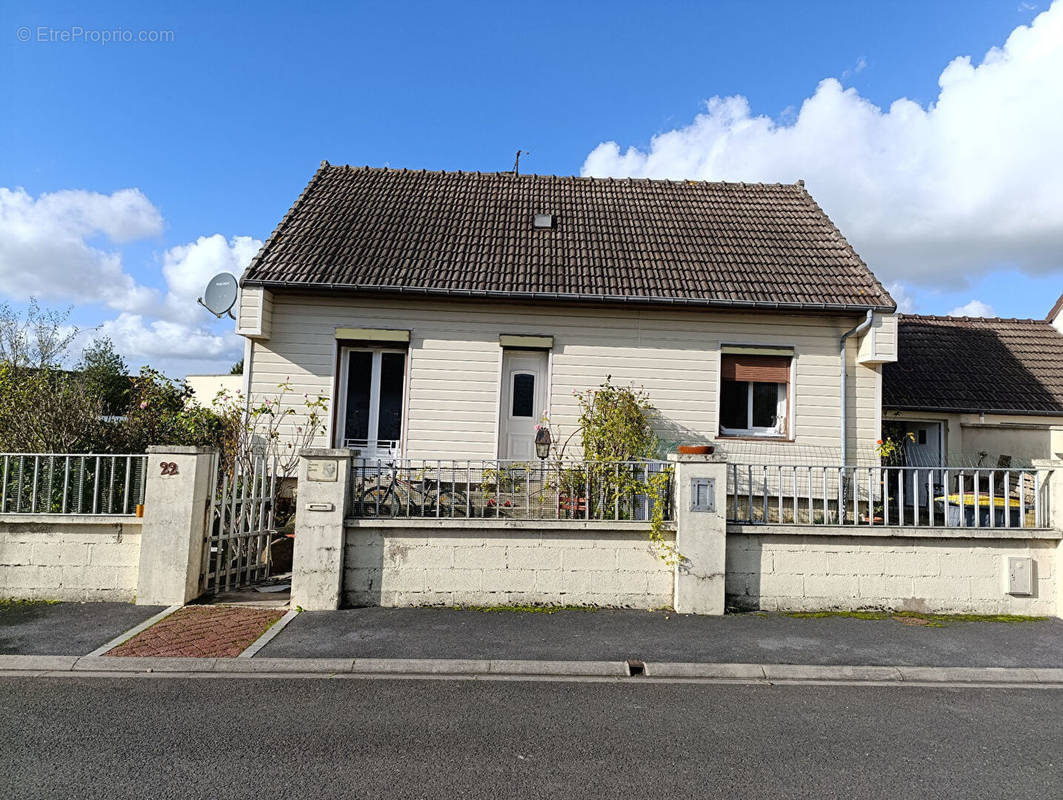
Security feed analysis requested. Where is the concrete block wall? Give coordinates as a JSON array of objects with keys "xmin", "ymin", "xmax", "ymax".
[
  {"xmin": 344, "ymin": 521, "xmax": 674, "ymax": 609},
  {"xmin": 726, "ymin": 531, "xmax": 1058, "ymax": 615},
  {"xmin": 0, "ymin": 516, "xmax": 142, "ymax": 601}
]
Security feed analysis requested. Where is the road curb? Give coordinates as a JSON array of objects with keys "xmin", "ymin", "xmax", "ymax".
[
  {"xmin": 1, "ymin": 656, "xmax": 1061, "ymax": 684},
  {"xmin": 238, "ymin": 608, "xmax": 299, "ymax": 658}
]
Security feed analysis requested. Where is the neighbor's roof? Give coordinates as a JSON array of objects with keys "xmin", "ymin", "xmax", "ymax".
[
  {"xmin": 1046, "ymin": 292, "xmax": 1063, "ymax": 323},
  {"xmin": 883, "ymin": 315, "xmax": 1063, "ymax": 416},
  {"xmin": 240, "ymin": 163, "xmax": 895, "ymax": 313}
]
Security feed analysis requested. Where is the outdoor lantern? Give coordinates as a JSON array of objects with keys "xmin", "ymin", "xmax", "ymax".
[{"xmin": 534, "ymin": 426, "xmax": 552, "ymax": 459}]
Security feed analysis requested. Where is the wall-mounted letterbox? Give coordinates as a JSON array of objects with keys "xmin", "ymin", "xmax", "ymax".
[{"xmin": 690, "ymin": 478, "xmax": 715, "ymax": 512}]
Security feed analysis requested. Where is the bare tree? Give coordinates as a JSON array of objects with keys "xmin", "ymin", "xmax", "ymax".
[{"xmin": 0, "ymin": 299, "xmax": 79, "ymax": 368}]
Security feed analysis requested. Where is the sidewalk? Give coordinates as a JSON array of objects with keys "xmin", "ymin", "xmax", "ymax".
[
  {"xmin": 256, "ymin": 607, "xmax": 1063, "ymax": 669},
  {"xmin": 0, "ymin": 600, "xmax": 164, "ymax": 656},
  {"xmin": 3, "ymin": 602, "xmax": 1062, "ymax": 684}
]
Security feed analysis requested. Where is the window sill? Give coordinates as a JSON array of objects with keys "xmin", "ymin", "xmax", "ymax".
[{"xmin": 717, "ymin": 434, "xmax": 794, "ymax": 443}]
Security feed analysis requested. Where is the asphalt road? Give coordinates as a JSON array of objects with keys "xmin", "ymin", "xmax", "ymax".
[{"xmin": 1, "ymin": 676, "xmax": 1060, "ymax": 799}]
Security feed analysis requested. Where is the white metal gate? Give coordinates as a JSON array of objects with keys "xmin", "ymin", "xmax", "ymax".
[{"xmin": 201, "ymin": 453, "xmax": 277, "ymax": 593}]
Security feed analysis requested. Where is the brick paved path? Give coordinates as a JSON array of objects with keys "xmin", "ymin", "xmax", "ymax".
[{"xmin": 107, "ymin": 606, "xmax": 285, "ymax": 658}]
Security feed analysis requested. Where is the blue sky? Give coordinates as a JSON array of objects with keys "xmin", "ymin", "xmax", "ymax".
[{"xmin": 1, "ymin": 0, "xmax": 1061, "ymax": 375}]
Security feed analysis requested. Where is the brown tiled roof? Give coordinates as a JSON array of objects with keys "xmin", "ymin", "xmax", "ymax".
[
  {"xmin": 241, "ymin": 163, "xmax": 894, "ymax": 312},
  {"xmin": 883, "ymin": 315, "xmax": 1063, "ymax": 415},
  {"xmin": 1046, "ymin": 293, "xmax": 1063, "ymax": 323}
]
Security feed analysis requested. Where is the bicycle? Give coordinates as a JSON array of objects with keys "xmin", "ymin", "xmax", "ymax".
[{"xmin": 357, "ymin": 463, "xmax": 468, "ymax": 518}]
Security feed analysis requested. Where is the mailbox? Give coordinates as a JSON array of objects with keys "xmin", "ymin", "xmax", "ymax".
[{"xmin": 690, "ymin": 478, "xmax": 715, "ymax": 512}]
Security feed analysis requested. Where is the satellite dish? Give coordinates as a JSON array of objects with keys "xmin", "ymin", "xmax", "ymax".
[{"xmin": 197, "ymin": 273, "xmax": 239, "ymax": 319}]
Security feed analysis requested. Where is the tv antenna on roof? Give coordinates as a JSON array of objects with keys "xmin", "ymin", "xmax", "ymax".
[
  {"xmin": 513, "ymin": 150, "xmax": 529, "ymax": 175},
  {"xmin": 197, "ymin": 273, "xmax": 238, "ymax": 320}
]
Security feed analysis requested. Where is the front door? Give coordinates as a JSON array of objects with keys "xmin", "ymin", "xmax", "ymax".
[
  {"xmin": 498, "ymin": 350, "xmax": 548, "ymax": 460},
  {"xmin": 902, "ymin": 421, "xmax": 944, "ymax": 508},
  {"xmin": 337, "ymin": 347, "xmax": 407, "ymax": 458}
]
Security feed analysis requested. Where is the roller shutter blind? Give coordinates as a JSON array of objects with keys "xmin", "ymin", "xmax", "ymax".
[{"xmin": 720, "ymin": 354, "xmax": 790, "ymax": 383}]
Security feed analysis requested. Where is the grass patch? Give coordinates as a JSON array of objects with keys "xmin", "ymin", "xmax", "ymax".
[
  {"xmin": 0, "ymin": 597, "xmax": 60, "ymax": 608},
  {"xmin": 784, "ymin": 610, "xmax": 1047, "ymax": 627},
  {"xmin": 456, "ymin": 604, "xmax": 599, "ymax": 614}
]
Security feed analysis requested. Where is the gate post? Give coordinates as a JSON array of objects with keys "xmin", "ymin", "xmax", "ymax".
[
  {"xmin": 1032, "ymin": 454, "xmax": 1063, "ymax": 619},
  {"xmin": 135, "ymin": 446, "xmax": 216, "ymax": 606},
  {"xmin": 291, "ymin": 448, "xmax": 351, "ymax": 611},
  {"xmin": 669, "ymin": 451, "xmax": 728, "ymax": 615}
]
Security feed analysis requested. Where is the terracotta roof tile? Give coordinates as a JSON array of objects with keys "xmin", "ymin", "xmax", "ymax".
[{"xmin": 883, "ymin": 315, "xmax": 1063, "ymax": 415}]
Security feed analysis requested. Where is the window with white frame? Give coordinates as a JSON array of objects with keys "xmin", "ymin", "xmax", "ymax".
[
  {"xmin": 719, "ymin": 353, "xmax": 791, "ymax": 437},
  {"xmin": 337, "ymin": 347, "xmax": 406, "ymax": 457}
]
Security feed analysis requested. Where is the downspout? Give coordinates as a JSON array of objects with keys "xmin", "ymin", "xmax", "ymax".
[{"xmin": 839, "ymin": 310, "xmax": 874, "ymax": 466}]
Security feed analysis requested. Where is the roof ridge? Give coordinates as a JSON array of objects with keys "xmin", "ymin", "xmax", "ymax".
[
  {"xmin": 901, "ymin": 313, "xmax": 1052, "ymax": 324},
  {"xmin": 320, "ymin": 163, "xmax": 811, "ymax": 189}
]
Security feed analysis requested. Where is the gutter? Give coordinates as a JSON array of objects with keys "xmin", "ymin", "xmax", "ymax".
[
  {"xmin": 883, "ymin": 404, "xmax": 1063, "ymax": 418},
  {"xmin": 840, "ymin": 309, "xmax": 874, "ymax": 466},
  {"xmin": 239, "ymin": 279, "xmax": 895, "ymax": 315}
]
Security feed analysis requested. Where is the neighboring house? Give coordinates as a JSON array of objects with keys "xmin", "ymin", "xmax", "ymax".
[
  {"xmin": 882, "ymin": 313, "xmax": 1063, "ymax": 468},
  {"xmin": 185, "ymin": 373, "xmax": 243, "ymax": 407},
  {"xmin": 1049, "ymin": 292, "xmax": 1063, "ymax": 334},
  {"xmin": 236, "ymin": 163, "xmax": 898, "ymax": 462}
]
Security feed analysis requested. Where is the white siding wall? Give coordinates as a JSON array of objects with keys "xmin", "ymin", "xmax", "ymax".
[
  {"xmin": 857, "ymin": 312, "xmax": 898, "ymax": 364},
  {"xmin": 248, "ymin": 294, "xmax": 882, "ymax": 462},
  {"xmin": 236, "ymin": 287, "xmax": 273, "ymax": 340}
]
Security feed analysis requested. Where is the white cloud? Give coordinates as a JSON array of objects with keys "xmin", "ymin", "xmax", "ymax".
[
  {"xmin": 581, "ymin": 1, "xmax": 1063, "ymax": 290},
  {"xmin": 161, "ymin": 234, "xmax": 261, "ymax": 323},
  {"xmin": 948, "ymin": 299, "xmax": 996, "ymax": 317},
  {"xmin": 0, "ymin": 185, "xmax": 261, "ymax": 376},
  {"xmin": 0, "ymin": 187, "xmax": 162, "ymax": 311},
  {"xmin": 97, "ymin": 313, "xmax": 239, "ymax": 360},
  {"xmin": 842, "ymin": 56, "xmax": 867, "ymax": 79},
  {"xmin": 103, "ymin": 233, "xmax": 262, "ymax": 372},
  {"xmin": 95, "ymin": 234, "xmax": 260, "ymax": 373},
  {"xmin": 886, "ymin": 282, "xmax": 916, "ymax": 313}
]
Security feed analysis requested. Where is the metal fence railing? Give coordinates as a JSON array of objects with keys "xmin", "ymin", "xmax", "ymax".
[
  {"xmin": 0, "ymin": 454, "xmax": 147, "ymax": 516},
  {"xmin": 727, "ymin": 464, "xmax": 1047, "ymax": 529},
  {"xmin": 348, "ymin": 458, "xmax": 674, "ymax": 521}
]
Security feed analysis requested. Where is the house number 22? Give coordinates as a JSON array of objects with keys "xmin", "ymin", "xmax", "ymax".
[{"xmin": 159, "ymin": 462, "xmax": 179, "ymax": 476}]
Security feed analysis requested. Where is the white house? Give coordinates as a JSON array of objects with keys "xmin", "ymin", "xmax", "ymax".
[{"xmin": 235, "ymin": 163, "xmax": 898, "ymax": 463}]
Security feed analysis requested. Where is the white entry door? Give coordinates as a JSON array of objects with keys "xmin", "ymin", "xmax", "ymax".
[
  {"xmin": 498, "ymin": 350, "xmax": 548, "ymax": 460},
  {"xmin": 903, "ymin": 421, "xmax": 944, "ymax": 507}
]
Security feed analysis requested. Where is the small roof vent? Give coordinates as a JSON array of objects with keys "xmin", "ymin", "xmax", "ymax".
[{"xmin": 533, "ymin": 213, "xmax": 555, "ymax": 229}]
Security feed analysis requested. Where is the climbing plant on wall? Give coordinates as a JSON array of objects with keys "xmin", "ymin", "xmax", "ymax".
[{"xmin": 551, "ymin": 377, "xmax": 681, "ymax": 564}]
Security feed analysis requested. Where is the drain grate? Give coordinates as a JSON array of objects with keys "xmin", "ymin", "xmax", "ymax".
[{"xmin": 626, "ymin": 659, "xmax": 646, "ymax": 677}]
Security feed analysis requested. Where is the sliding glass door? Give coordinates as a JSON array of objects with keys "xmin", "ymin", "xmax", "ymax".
[{"xmin": 337, "ymin": 347, "xmax": 406, "ymax": 457}]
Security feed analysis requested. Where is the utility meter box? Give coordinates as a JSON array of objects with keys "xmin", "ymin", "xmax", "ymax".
[{"xmin": 1006, "ymin": 556, "xmax": 1033, "ymax": 596}]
